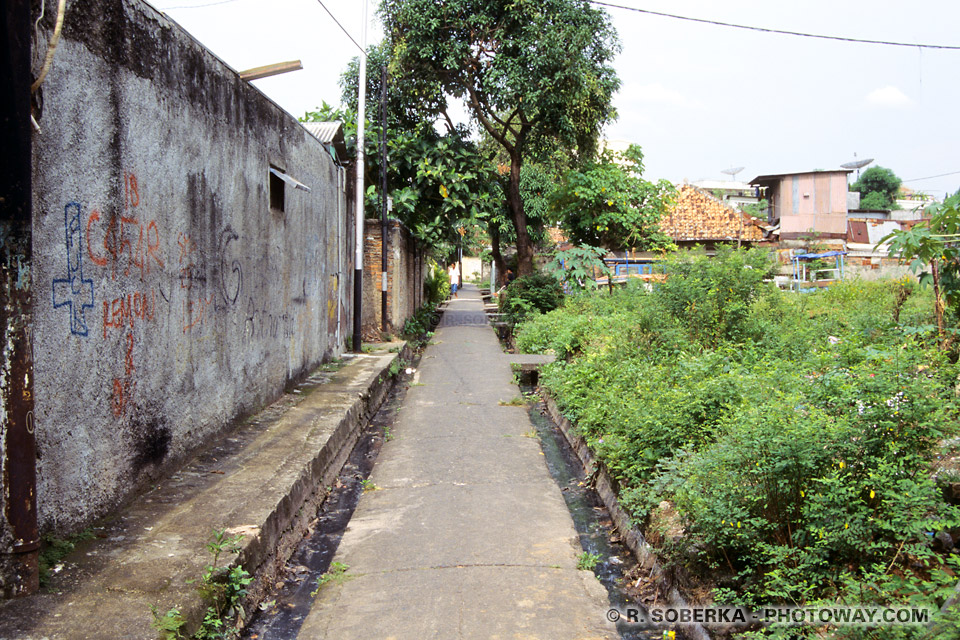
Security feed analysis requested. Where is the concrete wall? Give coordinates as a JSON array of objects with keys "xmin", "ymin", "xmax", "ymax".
[
  {"xmin": 22, "ymin": 0, "xmax": 351, "ymax": 539},
  {"xmin": 362, "ymin": 219, "xmax": 426, "ymax": 336}
]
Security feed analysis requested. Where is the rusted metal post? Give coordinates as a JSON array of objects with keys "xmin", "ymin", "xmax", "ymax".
[{"xmin": 1, "ymin": 0, "xmax": 40, "ymax": 597}]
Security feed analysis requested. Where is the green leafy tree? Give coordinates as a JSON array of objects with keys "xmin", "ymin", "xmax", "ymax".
[
  {"xmin": 880, "ymin": 194, "xmax": 960, "ymax": 348},
  {"xmin": 551, "ymin": 144, "xmax": 676, "ymax": 252},
  {"xmin": 547, "ymin": 245, "xmax": 610, "ymax": 290},
  {"xmin": 852, "ymin": 166, "xmax": 902, "ymax": 211},
  {"xmin": 379, "ymin": 0, "xmax": 621, "ymax": 276},
  {"xmin": 302, "ymin": 86, "xmax": 499, "ymax": 257}
]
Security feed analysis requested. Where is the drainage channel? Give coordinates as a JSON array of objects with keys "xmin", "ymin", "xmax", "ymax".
[
  {"xmin": 523, "ymin": 385, "xmax": 662, "ymax": 640},
  {"xmin": 242, "ymin": 367, "xmax": 412, "ymax": 640}
]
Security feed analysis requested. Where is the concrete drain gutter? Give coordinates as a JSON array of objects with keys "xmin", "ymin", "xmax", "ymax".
[{"xmin": 542, "ymin": 395, "xmax": 712, "ymax": 640}]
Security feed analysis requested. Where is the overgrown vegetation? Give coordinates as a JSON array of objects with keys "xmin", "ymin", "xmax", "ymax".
[
  {"xmin": 516, "ymin": 247, "xmax": 960, "ymax": 637},
  {"xmin": 498, "ymin": 272, "xmax": 564, "ymax": 325},
  {"xmin": 151, "ymin": 529, "xmax": 252, "ymax": 640},
  {"xmin": 424, "ymin": 260, "xmax": 451, "ymax": 306}
]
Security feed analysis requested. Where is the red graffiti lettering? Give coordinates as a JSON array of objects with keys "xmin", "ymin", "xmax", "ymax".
[
  {"xmin": 125, "ymin": 172, "xmax": 139, "ymax": 209},
  {"xmin": 102, "ymin": 289, "xmax": 156, "ymax": 339},
  {"xmin": 183, "ymin": 294, "xmax": 213, "ymax": 332},
  {"xmin": 87, "ymin": 210, "xmax": 108, "ymax": 266},
  {"xmin": 111, "ymin": 332, "xmax": 136, "ymax": 417},
  {"xmin": 86, "ymin": 171, "xmax": 163, "ymax": 279}
]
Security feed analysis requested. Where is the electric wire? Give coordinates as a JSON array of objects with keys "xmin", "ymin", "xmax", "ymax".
[
  {"xmin": 158, "ymin": 0, "xmax": 244, "ymax": 10},
  {"xmin": 903, "ymin": 170, "xmax": 960, "ymax": 183},
  {"xmin": 315, "ymin": 0, "xmax": 365, "ymax": 54},
  {"xmin": 159, "ymin": 0, "xmax": 365, "ymax": 54},
  {"xmin": 590, "ymin": 1, "xmax": 960, "ymax": 51}
]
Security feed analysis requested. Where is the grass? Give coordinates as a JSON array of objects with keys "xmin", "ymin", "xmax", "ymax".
[
  {"xmin": 576, "ymin": 551, "xmax": 602, "ymax": 571},
  {"xmin": 310, "ymin": 562, "xmax": 353, "ymax": 596}
]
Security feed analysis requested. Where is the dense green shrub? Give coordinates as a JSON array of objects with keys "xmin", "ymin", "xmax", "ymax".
[
  {"xmin": 498, "ymin": 272, "xmax": 564, "ymax": 324},
  {"xmin": 656, "ymin": 246, "xmax": 778, "ymax": 347},
  {"xmin": 516, "ymin": 248, "xmax": 960, "ymax": 633},
  {"xmin": 424, "ymin": 261, "xmax": 451, "ymax": 305}
]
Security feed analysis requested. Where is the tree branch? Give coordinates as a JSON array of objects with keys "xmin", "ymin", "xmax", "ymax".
[{"xmin": 465, "ymin": 85, "xmax": 513, "ymax": 154}]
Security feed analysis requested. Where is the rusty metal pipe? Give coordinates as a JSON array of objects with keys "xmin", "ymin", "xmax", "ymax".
[{"xmin": 1, "ymin": 0, "xmax": 39, "ymax": 597}]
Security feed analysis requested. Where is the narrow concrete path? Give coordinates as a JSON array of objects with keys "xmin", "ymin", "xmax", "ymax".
[{"xmin": 297, "ymin": 285, "xmax": 616, "ymax": 639}]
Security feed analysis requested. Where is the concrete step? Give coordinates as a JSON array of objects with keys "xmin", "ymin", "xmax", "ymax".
[{"xmin": 0, "ymin": 344, "xmax": 409, "ymax": 640}]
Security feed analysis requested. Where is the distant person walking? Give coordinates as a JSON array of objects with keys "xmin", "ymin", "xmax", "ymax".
[{"xmin": 449, "ymin": 263, "xmax": 459, "ymax": 297}]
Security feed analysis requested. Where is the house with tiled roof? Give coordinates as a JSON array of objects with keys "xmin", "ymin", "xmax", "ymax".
[{"xmin": 660, "ymin": 184, "xmax": 766, "ymax": 248}]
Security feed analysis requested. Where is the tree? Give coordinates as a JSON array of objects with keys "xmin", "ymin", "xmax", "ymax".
[
  {"xmin": 379, "ymin": 0, "xmax": 621, "ymax": 275},
  {"xmin": 880, "ymin": 194, "xmax": 960, "ymax": 348},
  {"xmin": 550, "ymin": 144, "xmax": 676, "ymax": 252},
  {"xmin": 304, "ymin": 70, "xmax": 500, "ymax": 258},
  {"xmin": 852, "ymin": 166, "xmax": 902, "ymax": 211}
]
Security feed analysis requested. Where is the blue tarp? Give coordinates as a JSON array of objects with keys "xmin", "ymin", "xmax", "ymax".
[{"xmin": 793, "ymin": 251, "xmax": 846, "ymax": 260}]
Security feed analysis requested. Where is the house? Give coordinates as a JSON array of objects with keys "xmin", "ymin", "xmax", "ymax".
[
  {"xmin": 660, "ymin": 184, "xmax": 765, "ymax": 249},
  {"xmin": 302, "ymin": 121, "xmax": 348, "ymax": 165},
  {"xmin": 749, "ymin": 170, "xmax": 852, "ymax": 240},
  {"xmin": 691, "ymin": 180, "xmax": 760, "ymax": 211}
]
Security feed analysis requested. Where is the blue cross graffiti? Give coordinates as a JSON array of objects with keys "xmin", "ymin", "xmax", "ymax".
[{"xmin": 52, "ymin": 202, "xmax": 95, "ymax": 336}]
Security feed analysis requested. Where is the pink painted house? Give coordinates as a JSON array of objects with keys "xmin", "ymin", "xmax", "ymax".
[{"xmin": 750, "ymin": 170, "xmax": 852, "ymax": 240}]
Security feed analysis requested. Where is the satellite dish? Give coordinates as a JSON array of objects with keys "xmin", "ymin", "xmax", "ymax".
[
  {"xmin": 721, "ymin": 166, "xmax": 745, "ymax": 180},
  {"xmin": 841, "ymin": 158, "xmax": 874, "ymax": 170}
]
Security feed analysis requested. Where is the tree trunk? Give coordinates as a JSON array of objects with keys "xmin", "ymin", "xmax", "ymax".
[
  {"xmin": 506, "ymin": 151, "xmax": 535, "ymax": 276},
  {"xmin": 932, "ymin": 258, "xmax": 947, "ymax": 350},
  {"xmin": 489, "ymin": 219, "xmax": 507, "ymax": 288}
]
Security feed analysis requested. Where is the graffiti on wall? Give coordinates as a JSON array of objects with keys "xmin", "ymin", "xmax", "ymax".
[
  {"xmin": 52, "ymin": 202, "xmax": 95, "ymax": 336},
  {"xmin": 218, "ymin": 226, "xmax": 243, "ymax": 306}
]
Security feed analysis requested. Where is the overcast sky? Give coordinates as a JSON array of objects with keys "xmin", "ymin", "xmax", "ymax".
[{"xmin": 152, "ymin": 0, "xmax": 960, "ymax": 199}]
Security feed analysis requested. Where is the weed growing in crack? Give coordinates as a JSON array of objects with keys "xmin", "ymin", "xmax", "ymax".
[{"xmin": 151, "ymin": 529, "xmax": 252, "ymax": 640}]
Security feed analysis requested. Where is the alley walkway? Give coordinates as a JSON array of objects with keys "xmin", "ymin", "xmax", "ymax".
[{"xmin": 296, "ymin": 285, "xmax": 616, "ymax": 639}]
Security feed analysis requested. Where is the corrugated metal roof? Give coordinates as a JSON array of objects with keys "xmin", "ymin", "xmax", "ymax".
[
  {"xmin": 749, "ymin": 169, "xmax": 852, "ymax": 184},
  {"xmin": 302, "ymin": 121, "xmax": 348, "ymax": 164},
  {"xmin": 302, "ymin": 121, "xmax": 342, "ymax": 143}
]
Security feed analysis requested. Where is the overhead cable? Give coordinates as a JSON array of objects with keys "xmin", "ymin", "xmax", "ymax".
[{"xmin": 590, "ymin": 1, "xmax": 960, "ymax": 51}]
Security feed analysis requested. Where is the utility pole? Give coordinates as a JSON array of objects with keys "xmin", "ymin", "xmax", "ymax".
[
  {"xmin": 380, "ymin": 65, "xmax": 388, "ymax": 333},
  {"xmin": 352, "ymin": 0, "xmax": 368, "ymax": 353},
  {"xmin": 458, "ymin": 227, "xmax": 464, "ymax": 289}
]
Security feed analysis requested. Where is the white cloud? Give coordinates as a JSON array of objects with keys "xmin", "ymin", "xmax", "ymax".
[
  {"xmin": 865, "ymin": 86, "xmax": 913, "ymax": 108},
  {"xmin": 616, "ymin": 83, "xmax": 703, "ymax": 110}
]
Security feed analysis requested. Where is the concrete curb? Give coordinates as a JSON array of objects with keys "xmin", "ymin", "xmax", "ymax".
[
  {"xmin": 235, "ymin": 343, "xmax": 413, "ymax": 629},
  {"xmin": 0, "ymin": 343, "xmax": 411, "ymax": 640},
  {"xmin": 543, "ymin": 395, "xmax": 712, "ymax": 640}
]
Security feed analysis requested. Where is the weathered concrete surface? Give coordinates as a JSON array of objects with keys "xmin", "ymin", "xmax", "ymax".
[
  {"xmin": 297, "ymin": 286, "xmax": 616, "ymax": 640},
  {"xmin": 0, "ymin": 347, "xmax": 405, "ymax": 640},
  {"xmin": 25, "ymin": 0, "xmax": 353, "ymax": 549}
]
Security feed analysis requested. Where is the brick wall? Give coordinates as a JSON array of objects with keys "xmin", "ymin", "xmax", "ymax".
[{"xmin": 362, "ymin": 219, "xmax": 427, "ymax": 336}]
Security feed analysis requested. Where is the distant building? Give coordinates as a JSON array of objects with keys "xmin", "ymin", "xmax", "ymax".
[
  {"xmin": 690, "ymin": 180, "xmax": 759, "ymax": 211},
  {"xmin": 750, "ymin": 169, "xmax": 852, "ymax": 240},
  {"xmin": 660, "ymin": 185, "xmax": 765, "ymax": 249}
]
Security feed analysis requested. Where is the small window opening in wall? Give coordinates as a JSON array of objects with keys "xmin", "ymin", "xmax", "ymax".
[
  {"xmin": 269, "ymin": 165, "xmax": 312, "ymax": 213},
  {"xmin": 269, "ymin": 165, "xmax": 285, "ymax": 212}
]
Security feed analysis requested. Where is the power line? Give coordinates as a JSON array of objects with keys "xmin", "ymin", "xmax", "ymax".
[
  {"xmin": 904, "ymin": 170, "xmax": 960, "ymax": 183},
  {"xmin": 158, "ymin": 0, "xmax": 243, "ymax": 10},
  {"xmin": 159, "ymin": 0, "xmax": 365, "ymax": 55},
  {"xmin": 315, "ymin": 0, "xmax": 365, "ymax": 54},
  {"xmin": 590, "ymin": 1, "xmax": 960, "ymax": 51}
]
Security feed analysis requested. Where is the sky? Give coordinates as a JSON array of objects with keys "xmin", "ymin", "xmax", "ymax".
[{"xmin": 150, "ymin": 0, "xmax": 960, "ymax": 199}]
